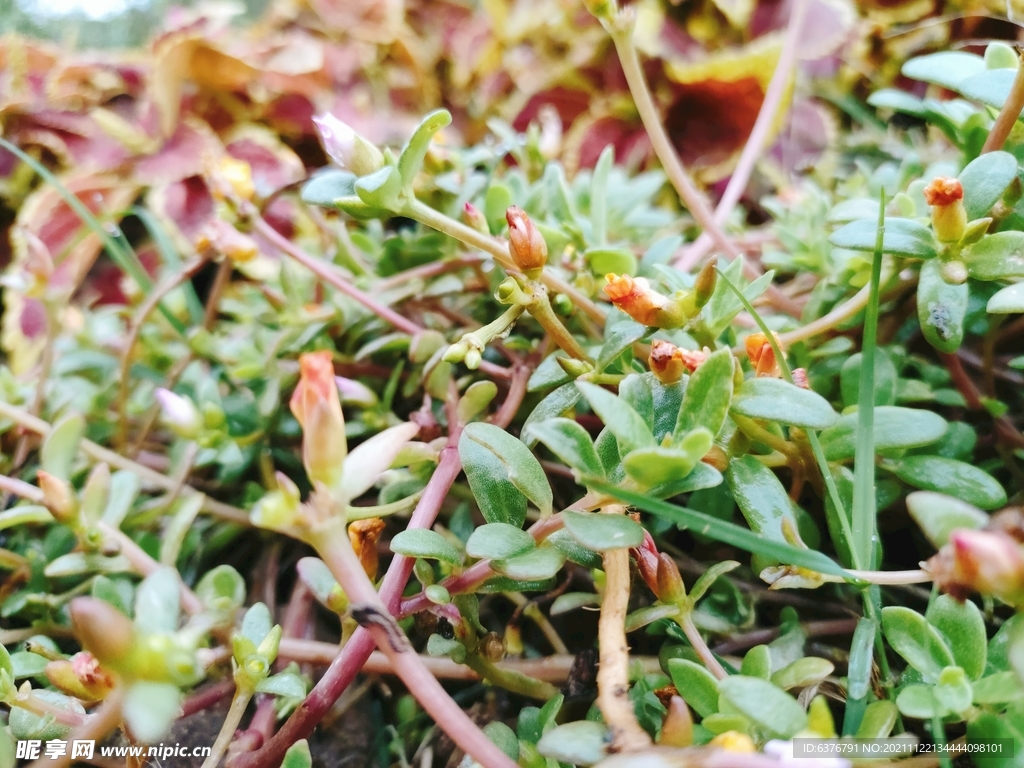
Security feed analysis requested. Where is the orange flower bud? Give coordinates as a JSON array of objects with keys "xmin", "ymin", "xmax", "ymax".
[
  {"xmin": 701, "ymin": 444, "xmax": 729, "ymax": 472},
  {"xmin": 923, "ymin": 177, "xmax": 967, "ymax": 243},
  {"xmin": 69, "ymin": 597, "xmax": 136, "ymax": 669},
  {"xmin": 928, "ymin": 529, "xmax": 1024, "ymax": 606},
  {"xmin": 348, "ymin": 517, "xmax": 386, "ymax": 580},
  {"xmin": 506, "ymin": 206, "xmax": 548, "ymax": 274},
  {"xmin": 290, "ymin": 351, "xmax": 347, "ymax": 489},
  {"xmin": 36, "ymin": 470, "xmax": 78, "ymax": 524},
  {"xmin": 604, "ymin": 274, "xmax": 684, "ymax": 328},
  {"xmin": 656, "ymin": 553, "xmax": 685, "ymax": 603},
  {"xmin": 46, "ymin": 652, "xmax": 117, "ymax": 703},
  {"xmin": 744, "ymin": 332, "xmax": 783, "ymax": 377},
  {"xmin": 659, "ymin": 695, "xmax": 693, "ymax": 747},
  {"xmin": 649, "ymin": 340, "xmax": 686, "ymax": 384}
]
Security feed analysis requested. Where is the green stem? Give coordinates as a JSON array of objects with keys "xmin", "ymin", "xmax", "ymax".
[
  {"xmin": 524, "ymin": 283, "xmax": 590, "ymax": 361},
  {"xmin": 676, "ymin": 612, "xmax": 727, "ymax": 680},
  {"xmin": 405, "ymin": 199, "xmax": 606, "ymax": 326},
  {"xmin": 463, "ymin": 654, "xmax": 560, "ymax": 701},
  {"xmin": 201, "ymin": 685, "xmax": 253, "ymax": 768}
]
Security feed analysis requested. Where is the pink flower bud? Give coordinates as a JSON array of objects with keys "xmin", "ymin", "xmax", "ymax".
[
  {"xmin": 290, "ymin": 351, "xmax": 347, "ymax": 488},
  {"xmin": 506, "ymin": 206, "xmax": 548, "ymax": 274},
  {"xmin": 312, "ymin": 114, "xmax": 384, "ymax": 177},
  {"xmin": 155, "ymin": 388, "xmax": 203, "ymax": 439}
]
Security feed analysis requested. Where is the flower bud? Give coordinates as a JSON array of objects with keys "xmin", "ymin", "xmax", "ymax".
[
  {"xmin": 924, "ymin": 177, "xmax": 967, "ymax": 243},
  {"xmin": 633, "ymin": 532, "xmax": 661, "ymax": 595},
  {"xmin": 464, "ymin": 348, "xmax": 482, "ymax": 370},
  {"xmin": 479, "ymin": 631, "xmax": 506, "ymax": 662},
  {"xmin": 556, "ymin": 356, "xmax": 594, "ymax": 377},
  {"xmin": 656, "ymin": 553, "xmax": 685, "ymax": 603},
  {"xmin": 442, "ymin": 341, "xmax": 468, "ymax": 364},
  {"xmin": 693, "ymin": 258, "xmax": 718, "ymax": 308},
  {"xmin": 649, "ymin": 340, "xmax": 686, "ymax": 384},
  {"xmin": 701, "ymin": 444, "xmax": 729, "ymax": 472},
  {"xmin": 659, "ymin": 695, "xmax": 693, "ymax": 747},
  {"xmin": 69, "ymin": 597, "xmax": 136, "ymax": 669},
  {"xmin": 744, "ymin": 332, "xmax": 782, "ymax": 377},
  {"xmin": 939, "ymin": 259, "xmax": 968, "ymax": 285},
  {"xmin": 348, "ymin": 517, "xmax": 386, "ymax": 580},
  {"xmin": 45, "ymin": 653, "xmax": 116, "ymax": 703},
  {"xmin": 463, "ymin": 202, "xmax": 489, "ymax": 234},
  {"xmin": 36, "ymin": 470, "xmax": 78, "ymax": 524},
  {"xmin": 155, "ymin": 388, "xmax": 203, "ymax": 440},
  {"xmin": 313, "ymin": 114, "xmax": 385, "ymax": 177},
  {"xmin": 604, "ymin": 274, "xmax": 685, "ymax": 328},
  {"xmin": 928, "ymin": 529, "xmax": 1024, "ymax": 606},
  {"xmin": 792, "ymin": 368, "xmax": 809, "ymax": 389},
  {"xmin": 290, "ymin": 351, "xmax": 347, "ymax": 489},
  {"xmin": 506, "ymin": 206, "xmax": 548, "ymax": 275}
]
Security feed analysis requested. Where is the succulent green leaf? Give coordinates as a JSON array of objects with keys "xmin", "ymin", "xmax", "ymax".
[
  {"xmin": 527, "ymin": 418, "xmax": 604, "ymax": 478},
  {"xmin": 492, "ymin": 546, "xmax": 565, "ymax": 580},
  {"xmin": 135, "ymin": 566, "xmax": 182, "ymax": 635},
  {"xmin": 829, "ymin": 217, "xmax": 937, "ymax": 259},
  {"xmin": 398, "ymin": 109, "xmax": 452, "ymax": 185},
  {"xmin": 560, "ymin": 510, "xmax": 645, "ymax": 552},
  {"xmin": 889, "ymin": 455, "xmax": 1007, "ymax": 510},
  {"xmin": 389, "ymin": 530, "xmax": 463, "ymax": 565},
  {"xmin": 988, "ymin": 283, "xmax": 1024, "ymax": 313},
  {"xmin": 902, "ymin": 51, "xmax": 986, "ymax": 90},
  {"xmin": 819, "ymin": 406, "xmax": 947, "ymax": 461},
  {"xmin": 771, "ymin": 657, "xmax": 835, "ymax": 690},
  {"xmin": 906, "ymin": 491, "xmax": 988, "ymax": 549},
  {"xmin": 917, "ymin": 259, "xmax": 968, "ymax": 353},
  {"xmin": 927, "ymin": 594, "xmax": 987, "ymax": 680},
  {"xmin": 41, "ymin": 413, "xmax": 85, "ymax": 480},
  {"xmin": 122, "ymin": 681, "xmax": 182, "ymax": 743},
  {"xmin": 466, "ymin": 523, "xmax": 536, "ymax": 560},
  {"xmin": 667, "ymin": 658, "xmax": 720, "ymax": 717},
  {"xmin": 281, "ymin": 740, "xmax": 312, "ymax": 768},
  {"xmin": 882, "ymin": 606, "xmax": 955, "ymax": 682},
  {"xmin": 731, "ymin": 377, "xmax": 838, "ymax": 429},
  {"xmin": 674, "ymin": 348, "xmax": 733, "ymax": 439},
  {"xmin": 576, "ymin": 381, "xmax": 655, "ymax": 454},
  {"xmin": 718, "ymin": 676, "xmax": 808, "ymax": 738},
  {"xmin": 959, "ymin": 151, "xmax": 1019, "ymax": 219},
  {"xmin": 461, "ymin": 423, "xmax": 552, "ymax": 522}
]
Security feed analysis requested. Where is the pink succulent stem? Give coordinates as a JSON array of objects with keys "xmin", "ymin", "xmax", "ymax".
[{"xmin": 229, "ymin": 437, "xmax": 463, "ymax": 768}]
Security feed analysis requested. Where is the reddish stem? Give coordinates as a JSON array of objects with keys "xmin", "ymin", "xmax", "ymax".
[
  {"xmin": 181, "ymin": 680, "xmax": 236, "ymax": 717},
  {"xmin": 252, "ymin": 215, "xmax": 423, "ymax": 336},
  {"xmin": 229, "ymin": 435, "xmax": 464, "ymax": 768}
]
